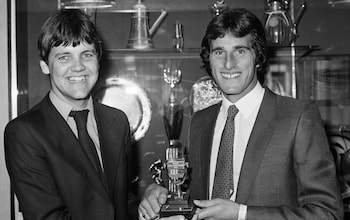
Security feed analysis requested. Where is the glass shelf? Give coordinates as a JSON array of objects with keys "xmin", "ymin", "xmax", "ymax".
[
  {"xmin": 106, "ymin": 48, "xmax": 201, "ymax": 60},
  {"xmin": 268, "ymin": 45, "xmax": 321, "ymax": 60},
  {"xmin": 95, "ymin": 0, "xmax": 264, "ymax": 13},
  {"xmin": 106, "ymin": 45, "xmax": 319, "ymax": 60}
]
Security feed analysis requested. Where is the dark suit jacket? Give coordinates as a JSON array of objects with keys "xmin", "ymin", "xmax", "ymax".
[
  {"xmin": 5, "ymin": 95, "xmax": 138, "ymax": 220},
  {"xmin": 188, "ymin": 88, "xmax": 343, "ymax": 220}
]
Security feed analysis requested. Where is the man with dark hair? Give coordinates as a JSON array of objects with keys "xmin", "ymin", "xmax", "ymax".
[
  {"xmin": 5, "ymin": 9, "xmax": 138, "ymax": 220},
  {"xmin": 138, "ymin": 8, "xmax": 343, "ymax": 220}
]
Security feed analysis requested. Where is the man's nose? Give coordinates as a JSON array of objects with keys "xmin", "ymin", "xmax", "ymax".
[
  {"xmin": 224, "ymin": 53, "xmax": 237, "ymax": 69},
  {"xmin": 70, "ymin": 58, "xmax": 86, "ymax": 72}
]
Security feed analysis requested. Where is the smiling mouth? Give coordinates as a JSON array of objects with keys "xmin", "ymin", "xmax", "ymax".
[
  {"xmin": 221, "ymin": 72, "xmax": 240, "ymax": 79},
  {"xmin": 67, "ymin": 75, "xmax": 88, "ymax": 83}
]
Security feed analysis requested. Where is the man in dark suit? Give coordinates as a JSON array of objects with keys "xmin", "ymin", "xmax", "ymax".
[
  {"xmin": 138, "ymin": 8, "xmax": 343, "ymax": 220},
  {"xmin": 5, "ymin": 9, "xmax": 138, "ymax": 220}
]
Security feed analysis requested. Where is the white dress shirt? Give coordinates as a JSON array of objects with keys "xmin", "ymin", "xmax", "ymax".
[{"xmin": 209, "ymin": 82, "xmax": 265, "ymax": 219}]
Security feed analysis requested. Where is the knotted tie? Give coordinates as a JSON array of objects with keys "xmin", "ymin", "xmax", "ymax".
[
  {"xmin": 69, "ymin": 110, "xmax": 102, "ymax": 176},
  {"xmin": 212, "ymin": 105, "xmax": 239, "ymax": 199}
]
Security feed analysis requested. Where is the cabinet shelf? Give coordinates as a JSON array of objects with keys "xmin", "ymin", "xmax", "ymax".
[
  {"xmin": 106, "ymin": 48, "xmax": 201, "ymax": 60},
  {"xmin": 106, "ymin": 45, "xmax": 319, "ymax": 60},
  {"xmin": 268, "ymin": 45, "xmax": 320, "ymax": 60},
  {"xmin": 96, "ymin": 0, "xmax": 264, "ymax": 13}
]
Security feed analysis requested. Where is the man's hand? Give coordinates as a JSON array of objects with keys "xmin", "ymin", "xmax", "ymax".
[
  {"xmin": 191, "ymin": 199, "xmax": 240, "ymax": 220},
  {"xmin": 138, "ymin": 183, "xmax": 169, "ymax": 220}
]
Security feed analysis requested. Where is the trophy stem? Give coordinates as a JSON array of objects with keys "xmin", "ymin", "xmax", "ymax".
[{"xmin": 176, "ymin": 184, "xmax": 183, "ymax": 199}]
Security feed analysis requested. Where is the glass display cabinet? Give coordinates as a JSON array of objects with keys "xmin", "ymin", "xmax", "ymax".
[
  {"xmin": 94, "ymin": 48, "xmax": 206, "ymax": 194},
  {"xmin": 9, "ymin": 0, "xmax": 350, "ymax": 219}
]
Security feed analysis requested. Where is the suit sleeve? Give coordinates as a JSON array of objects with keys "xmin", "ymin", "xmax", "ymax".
[
  {"xmin": 247, "ymin": 103, "xmax": 344, "ymax": 220},
  {"xmin": 4, "ymin": 121, "xmax": 73, "ymax": 220}
]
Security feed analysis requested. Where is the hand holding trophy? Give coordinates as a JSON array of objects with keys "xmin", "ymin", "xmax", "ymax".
[{"xmin": 149, "ymin": 64, "xmax": 194, "ymax": 219}]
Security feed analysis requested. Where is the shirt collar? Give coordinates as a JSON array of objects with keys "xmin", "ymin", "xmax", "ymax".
[
  {"xmin": 49, "ymin": 91, "xmax": 94, "ymax": 121},
  {"xmin": 221, "ymin": 82, "xmax": 265, "ymax": 119}
]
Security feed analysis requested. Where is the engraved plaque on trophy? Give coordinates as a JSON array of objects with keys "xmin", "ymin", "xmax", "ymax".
[
  {"xmin": 149, "ymin": 64, "xmax": 194, "ymax": 218},
  {"xmin": 160, "ymin": 140, "xmax": 194, "ymax": 218}
]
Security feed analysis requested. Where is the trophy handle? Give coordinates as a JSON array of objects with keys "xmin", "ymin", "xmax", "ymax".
[{"xmin": 149, "ymin": 159, "xmax": 165, "ymax": 186}]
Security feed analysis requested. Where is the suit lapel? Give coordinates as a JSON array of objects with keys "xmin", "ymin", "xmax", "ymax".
[
  {"xmin": 42, "ymin": 96, "xmax": 110, "ymax": 202},
  {"xmin": 235, "ymin": 89, "xmax": 277, "ymax": 203},
  {"xmin": 198, "ymin": 104, "xmax": 221, "ymax": 199},
  {"xmin": 94, "ymin": 103, "xmax": 122, "ymax": 196}
]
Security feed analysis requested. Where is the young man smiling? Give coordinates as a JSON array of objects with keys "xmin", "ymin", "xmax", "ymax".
[
  {"xmin": 5, "ymin": 9, "xmax": 138, "ymax": 220},
  {"xmin": 138, "ymin": 8, "xmax": 343, "ymax": 220}
]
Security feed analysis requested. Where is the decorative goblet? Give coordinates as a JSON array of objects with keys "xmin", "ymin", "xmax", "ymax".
[{"xmin": 162, "ymin": 63, "xmax": 183, "ymax": 141}]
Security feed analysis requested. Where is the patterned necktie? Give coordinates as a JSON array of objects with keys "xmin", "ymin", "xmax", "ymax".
[
  {"xmin": 212, "ymin": 105, "xmax": 239, "ymax": 199},
  {"xmin": 69, "ymin": 110, "xmax": 102, "ymax": 176}
]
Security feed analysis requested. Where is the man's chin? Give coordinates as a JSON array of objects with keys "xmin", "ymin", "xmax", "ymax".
[{"xmin": 76, "ymin": 95, "xmax": 91, "ymax": 100}]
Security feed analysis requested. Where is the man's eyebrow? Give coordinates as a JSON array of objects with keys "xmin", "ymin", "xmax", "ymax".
[
  {"xmin": 211, "ymin": 46, "xmax": 224, "ymax": 51},
  {"xmin": 211, "ymin": 45, "xmax": 251, "ymax": 51},
  {"xmin": 82, "ymin": 49, "xmax": 97, "ymax": 54},
  {"xmin": 233, "ymin": 45, "xmax": 251, "ymax": 49},
  {"xmin": 54, "ymin": 52, "xmax": 71, "ymax": 58}
]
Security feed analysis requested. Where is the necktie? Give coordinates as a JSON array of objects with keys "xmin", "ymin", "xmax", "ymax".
[
  {"xmin": 212, "ymin": 105, "xmax": 239, "ymax": 199},
  {"xmin": 69, "ymin": 110, "xmax": 102, "ymax": 176}
]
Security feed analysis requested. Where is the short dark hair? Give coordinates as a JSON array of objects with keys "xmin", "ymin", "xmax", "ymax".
[
  {"xmin": 200, "ymin": 8, "xmax": 268, "ymax": 84},
  {"xmin": 38, "ymin": 9, "xmax": 102, "ymax": 63}
]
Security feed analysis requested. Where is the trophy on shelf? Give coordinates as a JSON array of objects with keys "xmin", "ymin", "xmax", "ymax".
[
  {"xmin": 263, "ymin": 0, "xmax": 307, "ymax": 46},
  {"xmin": 210, "ymin": 0, "xmax": 228, "ymax": 17},
  {"xmin": 149, "ymin": 65, "xmax": 194, "ymax": 218}
]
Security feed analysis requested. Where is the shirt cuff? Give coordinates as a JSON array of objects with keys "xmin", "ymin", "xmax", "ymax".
[{"xmin": 238, "ymin": 204, "xmax": 247, "ymax": 220}]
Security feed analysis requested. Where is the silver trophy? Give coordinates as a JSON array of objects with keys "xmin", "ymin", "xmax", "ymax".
[
  {"xmin": 161, "ymin": 140, "xmax": 194, "ymax": 218},
  {"xmin": 162, "ymin": 63, "xmax": 184, "ymax": 144},
  {"xmin": 149, "ymin": 64, "xmax": 194, "ymax": 218}
]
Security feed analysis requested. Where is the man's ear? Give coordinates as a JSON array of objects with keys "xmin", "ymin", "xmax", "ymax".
[{"xmin": 39, "ymin": 60, "xmax": 50, "ymax": 75}]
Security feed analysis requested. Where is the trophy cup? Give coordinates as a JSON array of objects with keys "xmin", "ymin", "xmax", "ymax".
[
  {"xmin": 263, "ymin": 0, "xmax": 307, "ymax": 46},
  {"xmin": 163, "ymin": 65, "xmax": 183, "ymax": 143},
  {"xmin": 149, "ymin": 65, "xmax": 194, "ymax": 218}
]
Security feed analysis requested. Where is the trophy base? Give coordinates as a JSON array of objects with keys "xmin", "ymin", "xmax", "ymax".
[
  {"xmin": 160, "ymin": 195, "xmax": 195, "ymax": 219},
  {"xmin": 160, "ymin": 203, "xmax": 195, "ymax": 219}
]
